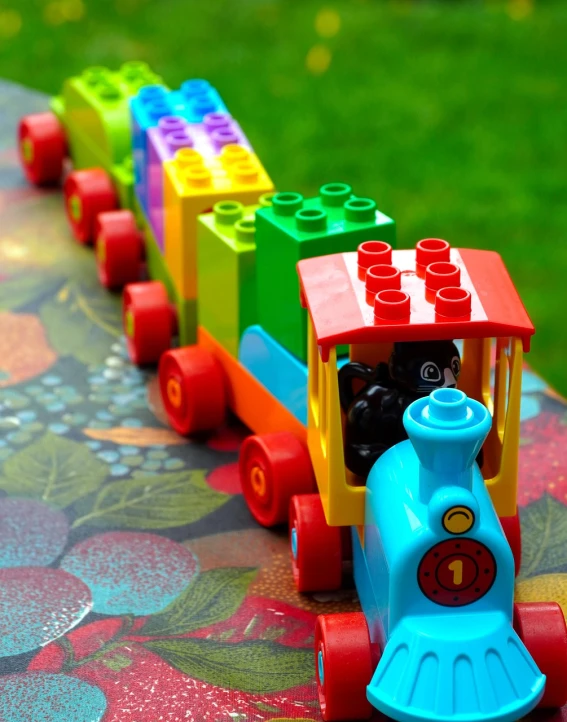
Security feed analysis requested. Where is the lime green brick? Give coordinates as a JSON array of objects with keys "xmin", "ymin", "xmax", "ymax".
[
  {"xmin": 255, "ymin": 183, "xmax": 396, "ymax": 361},
  {"xmin": 111, "ymin": 156, "xmax": 135, "ymax": 211},
  {"xmin": 198, "ymin": 194, "xmax": 274, "ymax": 357},
  {"xmin": 53, "ymin": 62, "xmax": 161, "ymax": 173}
]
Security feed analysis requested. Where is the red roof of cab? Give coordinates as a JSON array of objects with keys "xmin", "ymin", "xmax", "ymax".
[{"xmin": 297, "ymin": 241, "xmax": 535, "ymax": 362}]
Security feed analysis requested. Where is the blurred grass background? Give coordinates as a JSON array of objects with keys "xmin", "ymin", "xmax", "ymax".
[{"xmin": 0, "ymin": 0, "xmax": 566, "ymax": 394}]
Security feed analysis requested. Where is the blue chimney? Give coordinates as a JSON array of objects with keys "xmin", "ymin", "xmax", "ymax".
[{"xmin": 403, "ymin": 388, "xmax": 492, "ymax": 504}]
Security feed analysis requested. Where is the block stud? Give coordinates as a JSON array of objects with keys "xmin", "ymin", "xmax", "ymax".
[
  {"xmin": 221, "ymin": 144, "xmax": 250, "ymax": 165},
  {"xmin": 233, "ymin": 162, "xmax": 259, "ymax": 184},
  {"xmin": 192, "ymin": 95, "xmax": 217, "ymax": 116},
  {"xmin": 259, "ymin": 192, "xmax": 275, "ymax": 207},
  {"xmin": 320, "ymin": 182, "xmax": 352, "ymax": 207},
  {"xmin": 365, "ymin": 264, "xmax": 401, "ymax": 305},
  {"xmin": 138, "ymin": 85, "xmax": 167, "ymax": 101},
  {"xmin": 165, "ymin": 130, "xmax": 193, "ymax": 151},
  {"xmin": 435, "ymin": 286, "xmax": 472, "ymax": 318},
  {"xmin": 148, "ymin": 100, "xmax": 170, "ymax": 121},
  {"xmin": 121, "ymin": 61, "xmax": 149, "ymax": 80},
  {"xmin": 235, "ymin": 218, "xmax": 256, "ymax": 244},
  {"xmin": 295, "ymin": 208, "xmax": 327, "ymax": 233},
  {"xmin": 425, "ymin": 261, "xmax": 461, "ymax": 292},
  {"xmin": 272, "ymin": 192, "xmax": 304, "ymax": 216},
  {"xmin": 416, "ymin": 238, "xmax": 451, "ymax": 268},
  {"xmin": 357, "ymin": 240, "xmax": 392, "ymax": 280},
  {"xmin": 204, "ymin": 112, "xmax": 232, "ymax": 131},
  {"xmin": 374, "ymin": 289, "xmax": 411, "ymax": 322},
  {"xmin": 181, "ymin": 79, "xmax": 211, "ymax": 97},
  {"xmin": 213, "ymin": 200, "xmax": 244, "ymax": 226},
  {"xmin": 98, "ymin": 84, "xmax": 121, "ymax": 101},
  {"xmin": 83, "ymin": 66, "xmax": 107, "ymax": 86},
  {"xmin": 212, "ymin": 128, "xmax": 240, "ymax": 148},
  {"xmin": 344, "ymin": 197, "xmax": 377, "ymax": 223},
  {"xmin": 158, "ymin": 116, "xmax": 187, "ymax": 133},
  {"xmin": 184, "ymin": 166, "xmax": 212, "ymax": 188},
  {"xmin": 174, "ymin": 148, "xmax": 204, "ymax": 170}
]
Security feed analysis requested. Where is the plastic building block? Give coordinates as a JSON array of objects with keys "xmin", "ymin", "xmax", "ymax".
[
  {"xmin": 163, "ymin": 145, "xmax": 274, "ymax": 302},
  {"xmin": 55, "ymin": 62, "xmax": 161, "ymax": 174},
  {"xmin": 131, "ymin": 80, "xmax": 227, "ymax": 212},
  {"xmin": 198, "ymin": 326, "xmax": 306, "ymax": 440},
  {"xmin": 239, "ymin": 325, "xmax": 309, "ymax": 423},
  {"xmin": 298, "ymin": 238, "xmax": 534, "ymax": 362},
  {"xmin": 340, "ymin": 388, "xmax": 545, "ymax": 722},
  {"xmin": 198, "ymin": 198, "xmax": 268, "ymax": 358},
  {"xmin": 255, "ymin": 184, "xmax": 396, "ymax": 362},
  {"xmin": 238, "ymin": 324, "xmax": 349, "ymax": 425},
  {"xmin": 149, "ymin": 115, "xmax": 254, "ymax": 247}
]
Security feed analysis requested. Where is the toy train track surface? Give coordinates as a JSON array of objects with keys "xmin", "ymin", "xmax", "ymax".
[{"xmin": 18, "ymin": 61, "xmax": 567, "ymax": 722}]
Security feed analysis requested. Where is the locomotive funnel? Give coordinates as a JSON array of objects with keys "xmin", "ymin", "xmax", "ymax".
[{"xmin": 403, "ymin": 388, "xmax": 492, "ymax": 502}]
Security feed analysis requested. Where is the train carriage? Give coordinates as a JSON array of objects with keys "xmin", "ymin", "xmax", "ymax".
[{"xmin": 18, "ymin": 63, "xmax": 274, "ymax": 360}]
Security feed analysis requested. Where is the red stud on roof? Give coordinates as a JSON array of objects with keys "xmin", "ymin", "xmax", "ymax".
[{"xmin": 298, "ymin": 239, "xmax": 535, "ymax": 362}]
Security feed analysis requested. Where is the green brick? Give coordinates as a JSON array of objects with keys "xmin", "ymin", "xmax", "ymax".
[
  {"xmin": 111, "ymin": 156, "xmax": 135, "ymax": 212},
  {"xmin": 255, "ymin": 183, "xmax": 396, "ymax": 361},
  {"xmin": 198, "ymin": 194, "xmax": 274, "ymax": 357},
  {"xmin": 55, "ymin": 62, "xmax": 161, "ymax": 173}
]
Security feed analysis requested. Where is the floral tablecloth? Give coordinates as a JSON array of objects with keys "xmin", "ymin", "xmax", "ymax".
[{"xmin": 0, "ymin": 80, "xmax": 566, "ymax": 722}]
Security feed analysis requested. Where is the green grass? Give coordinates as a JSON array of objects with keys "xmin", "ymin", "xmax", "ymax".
[{"xmin": 1, "ymin": 0, "xmax": 566, "ymax": 394}]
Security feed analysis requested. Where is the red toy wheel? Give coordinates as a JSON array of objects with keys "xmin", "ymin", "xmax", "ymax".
[
  {"xmin": 239, "ymin": 432, "xmax": 316, "ymax": 527},
  {"xmin": 159, "ymin": 346, "xmax": 226, "ymax": 435},
  {"xmin": 123, "ymin": 282, "xmax": 175, "ymax": 366},
  {"xmin": 315, "ymin": 613, "xmax": 375, "ymax": 721},
  {"xmin": 500, "ymin": 511, "xmax": 522, "ymax": 577},
  {"xmin": 290, "ymin": 494, "xmax": 343, "ymax": 592},
  {"xmin": 95, "ymin": 210, "xmax": 143, "ymax": 290},
  {"xmin": 18, "ymin": 112, "xmax": 66, "ymax": 186},
  {"xmin": 514, "ymin": 601, "xmax": 567, "ymax": 707},
  {"xmin": 64, "ymin": 168, "xmax": 117, "ymax": 244}
]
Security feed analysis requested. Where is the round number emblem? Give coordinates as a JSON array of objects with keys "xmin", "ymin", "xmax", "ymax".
[{"xmin": 418, "ymin": 538, "xmax": 496, "ymax": 607}]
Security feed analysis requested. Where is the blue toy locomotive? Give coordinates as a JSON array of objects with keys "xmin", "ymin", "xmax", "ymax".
[{"xmin": 314, "ymin": 388, "xmax": 567, "ymax": 721}]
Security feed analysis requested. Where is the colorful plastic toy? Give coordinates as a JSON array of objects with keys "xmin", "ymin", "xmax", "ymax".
[
  {"xmin": 17, "ymin": 64, "xmax": 567, "ymax": 721},
  {"xmin": 314, "ymin": 388, "xmax": 567, "ymax": 721},
  {"xmin": 18, "ymin": 63, "xmax": 274, "ymax": 357}
]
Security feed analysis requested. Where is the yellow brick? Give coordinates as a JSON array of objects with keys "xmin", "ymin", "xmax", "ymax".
[{"xmin": 163, "ymin": 144, "xmax": 274, "ymax": 300}]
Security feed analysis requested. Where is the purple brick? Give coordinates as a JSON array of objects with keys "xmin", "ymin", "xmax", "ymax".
[
  {"xmin": 146, "ymin": 112, "xmax": 254, "ymax": 249},
  {"xmin": 147, "ymin": 116, "xmax": 194, "ymax": 249}
]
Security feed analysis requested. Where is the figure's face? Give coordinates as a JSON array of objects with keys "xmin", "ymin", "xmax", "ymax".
[{"xmin": 389, "ymin": 341, "xmax": 461, "ymax": 394}]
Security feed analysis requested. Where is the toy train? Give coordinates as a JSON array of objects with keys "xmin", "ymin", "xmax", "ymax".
[{"xmin": 18, "ymin": 62, "xmax": 567, "ymax": 721}]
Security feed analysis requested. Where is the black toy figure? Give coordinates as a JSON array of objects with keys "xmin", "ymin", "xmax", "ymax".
[{"xmin": 338, "ymin": 340, "xmax": 461, "ymax": 477}]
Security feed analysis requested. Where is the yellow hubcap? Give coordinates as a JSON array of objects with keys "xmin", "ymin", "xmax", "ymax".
[
  {"xmin": 250, "ymin": 466, "xmax": 267, "ymax": 499},
  {"xmin": 96, "ymin": 235, "xmax": 106, "ymax": 263},
  {"xmin": 21, "ymin": 137, "xmax": 34, "ymax": 164},
  {"xmin": 166, "ymin": 378, "xmax": 182, "ymax": 409},
  {"xmin": 69, "ymin": 194, "xmax": 82, "ymax": 222},
  {"xmin": 125, "ymin": 309, "xmax": 135, "ymax": 338}
]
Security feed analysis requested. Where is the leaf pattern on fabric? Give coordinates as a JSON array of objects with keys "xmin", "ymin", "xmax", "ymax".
[
  {"xmin": 520, "ymin": 494, "xmax": 567, "ymax": 578},
  {"xmin": 40, "ymin": 281, "xmax": 121, "ymax": 364},
  {"xmin": 0, "ymin": 432, "xmax": 107, "ymax": 508},
  {"xmin": 72, "ymin": 470, "xmax": 229, "ymax": 529},
  {"xmin": 142, "ymin": 567, "xmax": 257, "ymax": 637},
  {"xmin": 144, "ymin": 637, "xmax": 313, "ymax": 694}
]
